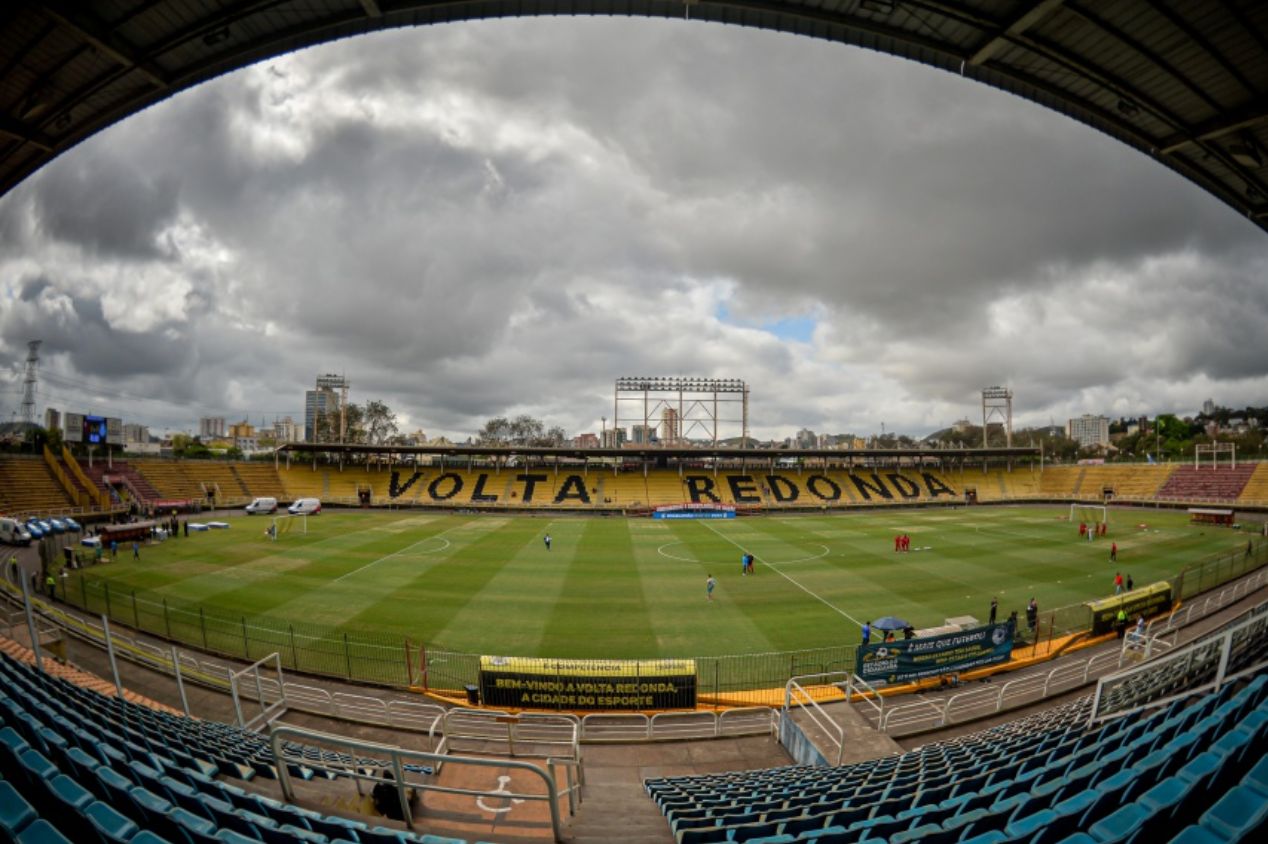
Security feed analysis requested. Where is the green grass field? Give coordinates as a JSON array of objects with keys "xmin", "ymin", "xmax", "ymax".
[{"xmin": 69, "ymin": 505, "xmax": 1251, "ymax": 660}]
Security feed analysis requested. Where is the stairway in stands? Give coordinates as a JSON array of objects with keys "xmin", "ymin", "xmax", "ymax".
[{"xmin": 78, "ymin": 460, "xmax": 161, "ymax": 505}]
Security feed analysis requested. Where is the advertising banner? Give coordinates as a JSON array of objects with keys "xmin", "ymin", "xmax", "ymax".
[
  {"xmin": 1086, "ymin": 582, "xmax": 1174, "ymax": 635},
  {"xmin": 855, "ymin": 623, "xmax": 1015, "ymax": 684},
  {"xmin": 653, "ymin": 510, "xmax": 736, "ymax": 519},
  {"xmin": 652, "ymin": 503, "xmax": 737, "ymax": 520},
  {"xmin": 478, "ymin": 656, "xmax": 697, "ymax": 710}
]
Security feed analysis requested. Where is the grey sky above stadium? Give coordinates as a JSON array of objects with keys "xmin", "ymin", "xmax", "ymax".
[{"xmin": 1, "ymin": 18, "xmax": 1266, "ymax": 440}]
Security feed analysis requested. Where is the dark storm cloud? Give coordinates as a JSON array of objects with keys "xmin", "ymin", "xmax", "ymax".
[{"xmin": 29, "ymin": 157, "xmax": 180, "ymax": 259}]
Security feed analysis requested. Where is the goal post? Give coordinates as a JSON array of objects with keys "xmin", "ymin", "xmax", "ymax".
[
  {"xmin": 1069, "ymin": 503, "xmax": 1108, "ymax": 525},
  {"xmin": 268, "ymin": 514, "xmax": 307, "ymax": 541}
]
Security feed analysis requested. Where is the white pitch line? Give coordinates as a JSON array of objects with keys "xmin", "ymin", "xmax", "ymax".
[
  {"xmin": 331, "ymin": 527, "xmax": 460, "ymax": 584},
  {"xmin": 700, "ymin": 521, "xmax": 863, "ymax": 626}
]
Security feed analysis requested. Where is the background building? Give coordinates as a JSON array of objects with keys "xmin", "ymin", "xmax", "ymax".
[
  {"xmin": 122, "ymin": 423, "xmax": 149, "ymax": 444},
  {"xmin": 199, "ymin": 417, "xmax": 226, "ymax": 438},
  {"xmin": 601, "ymin": 427, "xmax": 627, "ymax": 448},
  {"xmin": 1067, "ymin": 414, "xmax": 1110, "ymax": 449},
  {"xmin": 272, "ymin": 417, "xmax": 302, "ymax": 443},
  {"xmin": 631, "ymin": 424, "xmax": 657, "ymax": 445},
  {"xmin": 305, "ymin": 374, "xmax": 349, "ymax": 442}
]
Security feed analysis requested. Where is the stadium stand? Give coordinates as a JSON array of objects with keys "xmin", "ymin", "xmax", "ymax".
[
  {"xmin": 77, "ymin": 459, "xmax": 162, "ymax": 508},
  {"xmin": 130, "ymin": 461, "xmax": 207, "ymax": 502},
  {"xmin": 0, "ymin": 648, "xmax": 445, "ymax": 844},
  {"xmin": 0, "ymin": 455, "xmax": 77, "ymax": 515},
  {"xmin": 991, "ymin": 468, "xmax": 1042, "ymax": 500},
  {"xmin": 1036, "ymin": 466, "xmax": 1083, "ymax": 499},
  {"xmin": 183, "ymin": 463, "xmax": 250, "ymax": 501},
  {"xmin": 117, "ymin": 459, "xmax": 1268, "ymax": 513},
  {"xmin": 1157, "ymin": 465, "xmax": 1257, "ymax": 503},
  {"xmin": 598, "ymin": 472, "xmax": 649, "ymax": 507},
  {"xmin": 277, "ymin": 465, "xmax": 328, "ymax": 500},
  {"xmin": 645, "ymin": 472, "xmax": 688, "ymax": 506},
  {"xmin": 323, "ymin": 467, "xmax": 389, "ymax": 501},
  {"xmin": 1076, "ymin": 464, "xmax": 1176, "ymax": 501},
  {"xmin": 646, "ymin": 672, "xmax": 1268, "ymax": 844},
  {"xmin": 1238, "ymin": 462, "xmax": 1268, "ymax": 507},
  {"xmin": 231, "ymin": 463, "xmax": 290, "ymax": 501}
]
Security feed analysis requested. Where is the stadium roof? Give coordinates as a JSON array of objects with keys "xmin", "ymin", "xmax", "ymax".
[
  {"xmin": 1, "ymin": 2, "xmax": 1266, "ymax": 230},
  {"xmin": 278, "ymin": 442, "xmax": 1038, "ymax": 461}
]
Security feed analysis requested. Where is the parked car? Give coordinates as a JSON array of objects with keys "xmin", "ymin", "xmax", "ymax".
[
  {"xmin": 63, "ymin": 517, "xmax": 81, "ymax": 533},
  {"xmin": 287, "ymin": 498, "xmax": 321, "ymax": 515},
  {"xmin": 1, "ymin": 517, "xmax": 33, "ymax": 546},
  {"xmin": 24, "ymin": 519, "xmax": 45, "ymax": 540},
  {"xmin": 245, "ymin": 497, "xmax": 278, "ymax": 515},
  {"xmin": 48, "ymin": 518, "xmax": 67, "ymax": 534}
]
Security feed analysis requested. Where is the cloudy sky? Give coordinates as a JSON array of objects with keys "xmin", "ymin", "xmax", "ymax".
[{"xmin": 1, "ymin": 18, "xmax": 1266, "ymax": 441}]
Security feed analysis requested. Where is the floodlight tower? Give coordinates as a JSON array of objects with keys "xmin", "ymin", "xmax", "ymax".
[
  {"xmin": 20, "ymin": 340, "xmax": 41, "ymax": 426},
  {"xmin": 982, "ymin": 386, "xmax": 1013, "ymax": 448}
]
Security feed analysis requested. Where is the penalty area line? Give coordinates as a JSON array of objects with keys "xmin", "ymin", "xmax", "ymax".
[{"xmin": 700, "ymin": 521, "xmax": 863, "ymax": 627}]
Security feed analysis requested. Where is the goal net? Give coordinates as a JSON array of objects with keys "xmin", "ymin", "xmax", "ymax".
[
  {"xmin": 1070, "ymin": 503, "xmax": 1108, "ymax": 525},
  {"xmin": 268, "ymin": 514, "xmax": 306, "ymax": 541}
]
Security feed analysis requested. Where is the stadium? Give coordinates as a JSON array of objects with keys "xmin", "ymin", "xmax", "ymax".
[{"xmin": 3, "ymin": 3, "xmax": 1268, "ymax": 844}]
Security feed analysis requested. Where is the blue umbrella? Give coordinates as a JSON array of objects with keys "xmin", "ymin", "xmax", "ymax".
[{"xmin": 871, "ymin": 616, "xmax": 910, "ymax": 631}]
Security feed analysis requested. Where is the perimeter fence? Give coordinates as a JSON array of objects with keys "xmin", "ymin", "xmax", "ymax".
[{"xmin": 50, "ymin": 535, "xmax": 1268, "ymax": 707}]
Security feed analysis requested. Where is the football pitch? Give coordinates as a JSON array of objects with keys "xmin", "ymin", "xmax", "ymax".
[{"xmin": 69, "ymin": 505, "xmax": 1253, "ymax": 660}]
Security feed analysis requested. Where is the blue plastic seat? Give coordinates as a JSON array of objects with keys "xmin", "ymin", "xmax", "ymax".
[
  {"xmin": 264, "ymin": 824, "xmax": 330, "ymax": 844},
  {"xmin": 38, "ymin": 775, "xmax": 100, "ymax": 841},
  {"xmin": 131, "ymin": 832, "xmax": 178, "ymax": 844},
  {"xmin": 1245, "ymin": 753, "xmax": 1268, "ymax": 793},
  {"xmin": 1199, "ymin": 784, "xmax": 1268, "ymax": 840},
  {"xmin": 85, "ymin": 800, "xmax": 140, "ymax": 843},
  {"xmin": 15, "ymin": 818, "xmax": 75, "ymax": 843},
  {"xmin": 0, "ymin": 779, "xmax": 38, "ymax": 838},
  {"xmin": 1167, "ymin": 825, "xmax": 1226, "ymax": 844}
]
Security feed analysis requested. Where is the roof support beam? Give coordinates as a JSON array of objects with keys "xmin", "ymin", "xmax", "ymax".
[
  {"xmin": 1158, "ymin": 101, "xmax": 1268, "ymax": 155},
  {"xmin": 0, "ymin": 115, "xmax": 54, "ymax": 150},
  {"xmin": 968, "ymin": 0, "xmax": 1065, "ymax": 66},
  {"xmin": 33, "ymin": 0, "xmax": 169, "ymax": 88},
  {"xmin": 358, "ymin": 0, "xmax": 384, "ymax": 16}
]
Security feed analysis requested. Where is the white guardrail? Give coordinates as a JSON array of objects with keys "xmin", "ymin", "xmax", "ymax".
[
  {"xmin": 782, "ymin": 672, "xmax": 860, "ymax": 765},
  {"xmin": 876, "ymin": 565, "xmax": 1268, "ymax": 734}
]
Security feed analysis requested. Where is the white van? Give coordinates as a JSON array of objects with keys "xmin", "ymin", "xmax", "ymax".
[
  {"xmin": 245, "ymin": 497, "xmax": 278, "ymax": 515},
  {"xmin": 1, "ymin": 517, "xmax": 33, "ymax": 546},
  {"xmin": 288, "ymin": 498, "xmax": 321, "ymax": 515}
]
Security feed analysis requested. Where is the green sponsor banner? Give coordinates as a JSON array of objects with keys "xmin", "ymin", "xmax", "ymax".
[
  {"xmin": 855, "ymin": 623, "xmax": 1015, "ymax": 684},
  {"xmin": 1086, "ymin": 581, "xmax": 1173, "ymax": 635},
  {"xmin": 478, "ymin": 656, "xmax": 697, "ymax": 710}
]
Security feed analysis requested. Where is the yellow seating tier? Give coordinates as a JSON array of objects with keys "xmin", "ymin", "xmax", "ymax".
[
  {"xmin": 0, "ymin": 456, "xmax": 77, "ymax": 515},
  {"xmin": 40, "ymin": 459, "xmax": 1260, "ymax": 510},
  {"xmin": 232, "ymin": 464, "xmax": 289, "ymax": 499},
  {"xmin": 1238, "ymin": 462, "xmax": 1268, "ymax": 506}
]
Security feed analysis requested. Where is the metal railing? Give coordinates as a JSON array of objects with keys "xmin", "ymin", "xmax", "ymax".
[
  {"xmin": 784, "ymin": 671, "xmax": 850, "ymax": 765},
  {"xmin": 578, "ymin": 706, "xmax": 778, "ymax": 742},
  {"xmin": 229, "ymin": 652, "xmax": 287, "ymax": 731},
  {"xmin": 1091, "ymin": 601, "xmax": 1268, "ymax": 723},
  {"xmin": 431, "ymin": 708, "xmax": 581, "ymax": 767},
  {"xmin": 877, "ymin": 563, "xmax": 1268, "ymax": 734},
  {"xmin": 270, "ymin": 724, "xmax": 576, "ymax": 841}
]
